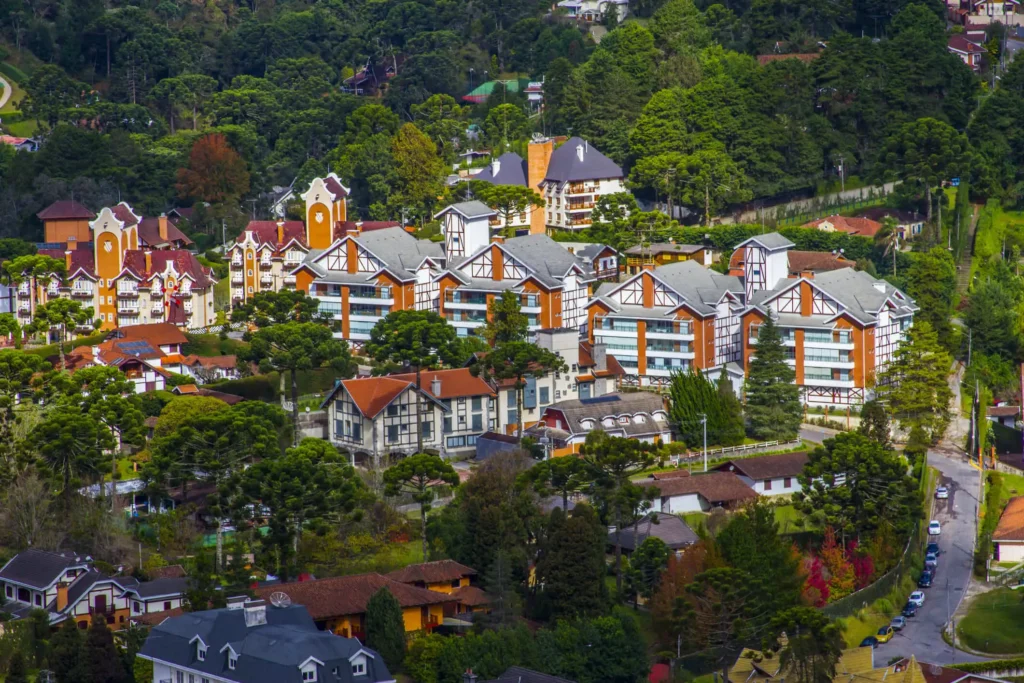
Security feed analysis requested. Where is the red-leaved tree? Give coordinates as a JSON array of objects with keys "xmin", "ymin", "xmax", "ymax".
[
  {"xmin": 821, "ymin": 526, "xmax": 856, "ymax": 602},
  {"xmin": 176, "ymin": 133, "xmax": 251, "ymax": 204},
  {"xmin": 846, "ymin": 540, "xmax": 875, "ymax": 589},
  {"xmin": 801, "ymin": 556, "xmax": 829, "ymax": 607}
]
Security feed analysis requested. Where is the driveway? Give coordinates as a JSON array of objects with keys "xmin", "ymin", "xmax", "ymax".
[
  {"xmin": 875, "ymin": 364, "xmax": 989, "ymax": 664},
  {"xmin": 0, "ymin": 74, "xmax": 11, "ymax": 111}
]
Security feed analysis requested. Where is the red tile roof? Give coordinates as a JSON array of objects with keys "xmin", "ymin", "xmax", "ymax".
[
  {"xmin": 451, "ymin": 585, "xmax": 492, "ymax": 607},
  {"xmin": 639, "ymin": 471, "xmax": 758, "ymax": 504},
  {"xmin": 324, "ymin": 176, "xmax": 349, "ymax": 199},
  {"xmin": 138, "ymin": 217, "xmax": 193, "ymax": 247},
  {"xmin": 122, "ymin": 249, "xmax": 215, "ymax": 288},
  {"xmin": 253, "ymin": 573, "xmax": 451, "ymax": 621},
  {"xmin": 785, "ymin": 251, "xmax": 854, "ymax": 275},
  {"xmin": 340, "ymin": 377, "xmax": 415, "ymax": 418},
  {"xmin": 185, "ymin": 354, "xmax": 237, "ymax": 370},
  {"xmin": 994, "ymin": 496, "xmax": 1024, "ymax": 541},
  {"xmin": 114, "ymin": 322, "xmax": 189, "ymax": 347},
  {"xmin": 389, "ymin": 368, "xmax": 494, "ymax": 399},
  {"xmin": 37, "ymin": 200, "xmax": 96, "ymax": 221},
  {"xmin": 386, "ymin": 560, "xmax": 478, "ymax": 585},
  {"xmin": 803, "ymin": 214, "xmax": 883, "ymax": 237},
  {"xmin": 133, "ymin": 607, "xmax": 184, "ymax": 626},
  {"xmin": 987, "ymin": 405, "xmax": 1020, "ymax": 418},
  {"xmin": 111, "ymin": 202, "xmax": 141, "ymax": 227},
  {"xmin": 237, "ymin": 221, "xmax": 307, "ymax": 250},
  {"xmin": 949, "ymin": 34, "xmax": 986, "ymax": 54}
]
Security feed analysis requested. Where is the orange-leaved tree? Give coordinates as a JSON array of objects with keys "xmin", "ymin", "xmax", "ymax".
[{"xmin": 176, "ymin": 133, "xmax": 251, "ymax": 205}]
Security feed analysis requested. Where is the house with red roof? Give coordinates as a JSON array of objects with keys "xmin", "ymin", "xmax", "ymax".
[
  {"xmin": 948, "ymin": 33, "xmax": 986, "ymax": 70},
  {"xmin": 66, "ymin": 322, "xmax": 191, "ymax": 392},
  {"xmin": 36, "ymin": 200, "xmax": 96, "ymax": 248},
  {"xmin": 226, "ymin": 220, "xmax": 308, "ymax": 307},
  {"xmin": 802, "ymin": 214, "xmax": 884, "ymax": 238}
]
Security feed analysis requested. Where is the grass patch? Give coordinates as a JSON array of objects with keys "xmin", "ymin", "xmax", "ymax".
[
  {"xmin": 957, "ymin": 587, "xmax": 1024, "ymax": 655},
  {"xmin": 993, "ymin": 472, "xmax": 1024, "ymax": 512},
  {"xmin": 23, "ymin": 331, "xmax": 107, "ymax": 360},
  {"xmin": 683, "ymin": 512, "xmax": 706, "ymax": 532},
  {"xmin": 338, "ymin": 541, "xmax": 422, "ymax": 575},
  {"xmin": 5, "ymin": 119, "xmax": 37, "ymax": 136},
  {"xmin": 839, "ymin": 608, "xmax": 890, "ymax": 649},
  {"xmin": 631, "ymin": 440, "xmax": 811, "ymax": 480},
  {"xmin": 183, "ymin": 333, "xmax": 248, "ymax": 357},
  {"xmin": 213, "ymin": 278, "xmax": 230, "ymax": 312},
  {"xmin": 104, "ymin": 457, "xmax": 139, "ymax": 482}
]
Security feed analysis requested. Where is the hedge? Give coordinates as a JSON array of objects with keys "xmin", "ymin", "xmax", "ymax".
[
  {"xmin": 207, "ymin": 368, "xmax": 340, "ymax": 402},
  {"xmin": 954, "ymin": 659, "xmax": 1024, "ymax": 674},
  {"xmin": 0, "ymin": 62, "xmax": 28, "ymax": 84}
]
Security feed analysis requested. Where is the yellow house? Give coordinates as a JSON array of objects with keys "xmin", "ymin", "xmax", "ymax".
[{"xmin": 255, "ymin": 573, "xmax": 450, "ymax": 638}]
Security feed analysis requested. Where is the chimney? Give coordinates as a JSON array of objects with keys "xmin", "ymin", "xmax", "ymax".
[
  {"xmin": 873, "ymin": 281, "xmax": 886, "ymax": 293},
  {"xmin": 464, "ymin": 670, "xmax": 478, "ymax": 683},
  {"xmin": 277, "ymin": 221, "xmax": 284, "ymax": 244},
  {"xmin": 226, "ymin": 595, "xmax": 248, "ymax": 610},
  {"xmin": 158, "ymin": 214, "xmax": 169, "ymax": 241},
  {"xmin": 491, "ymin": 159, "xmax": 501, "ymax": 177},
  {"xmin": 576, "ymin": 144, "xmax": 585, "ymax": 163},
  {"xmin": 243, "ymin": 599, "xmax": 267, "ymax": 627},
  {"xmin": 56, "ymin": 582, "xmax": 69, "ymax": 612},
  {"xmin": 593, "ymin": 343, "xmax": 607, "ymax": 372},
  {"xmin": 431, "ymin": 377, "xmax": 442, "ymax": 396},
  {"xmin": 800, "ymin": 270, "xmax": 814, "ymax": 280},
  {"xmin": 65, "ymin": 251, "xmax": 72, "ymax": 272},
  {"xmin": 642, "ymin": 263, "xmax": 655, "ymax": 272},
  {"xmin": 145, "ymin": 250, "xmax": 153, "ymax": 274},
  {"xmin": 527, "ymin": 137, "xmax": 554, "ymax": 234}
]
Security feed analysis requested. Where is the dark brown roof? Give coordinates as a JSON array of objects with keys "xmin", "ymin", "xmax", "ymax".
[
  {"xmin": 37, "ymin": 200, "xmax": 96, "ymax": 221},
  {"xmin": 785, "ymin": 251, "xmax": 853, "ymax": 275},
  {"xmin": 987, "ymin": 406, "xmax": 1019, "ymax": 418},
  {"xmin": 640, "ymin": 471, "xmax": 758, "ymax": 504},
  {"xmin": 112, "ymin": 323, "xmax": 189, "ymax": 347},
  {"xmin": 714, "ymin": 452, "xmax": 808, "ymax": 480},
  {"xmin": 856, "ymin": 208, "xmax": 924, "ymax": 224},
  {"xmin": 147, "ymin": 564, "xmax": 187, "ymax": 579},
  {"xmin": 253, "ymin": 573, "xmax": 452, "ymax": 621},
  {"xmin": 651, "ymin": 469, "xmax": 693, "ymax": 480},
  {"xmin": 133, "ymin": 607, "xmax": 184, "ymax": 626},
  {"xmin": 451, "ymin": 585, "xmax": 492, "ymax": 607},
  {"xmin": 138, "ymin": 217, "xmax": 194, "ymax": 247},
  {"xmin": 386, "ymin": 559, "xmax": 477, "ymax": 585}
]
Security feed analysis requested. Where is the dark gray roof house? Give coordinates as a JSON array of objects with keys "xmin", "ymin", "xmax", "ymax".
[
  {"xmin": 474, "ymin": 153, "xmax": 528, "ymax": 187},
  {"xmin": 611, "ymin": 511, "xmax": 699, "ymax": 552},
  {"xmin": 138, "ymin": 601, "xmax": 395, "ymax": 683},
  {"xmin": 482, "ymin": 667, "xmax": 576, "ymax": 683},
  {"xmin": 0, "ymin": 549, "xmax": 90, "ymax": 590},
  {"xmin": 543, "ymin": 137, "xmax": 623, "ymax": 184}
]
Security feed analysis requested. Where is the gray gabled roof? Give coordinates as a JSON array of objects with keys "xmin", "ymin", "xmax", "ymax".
[
  {"xmin": 131, "ymin": 577, "xmax": 189, "ymax": 599},
  {"xmin": 736, "ymin": 232, "xmax": 795, "ymax": 251},
  {"xmin": 0, "ymin": 550, "xmax": 90, "ymax": 590},
  {"xmin": 612, "ymin": 512, "xmax": 698, "ymax": 551},
  {"xmin": 543, "ymin": 137, "xmax": 623, "ymax": 183},
  {"xmin": 485, "ymin": 667, "xmax": 577, "ymax": 683},
  {"xmin": 434, "ymin": 200, "xmax": 496, "ymax": 220},
  {"xmin": 301, "ymin": 227, "xmax": 444, "ymax": 283},
  {"xmin": 139, "ymin": 604, "xmax": 393, "ymax": 683},
  {"xmin": 593, "ymin": 261, "xmax": 742, "ymax": 318},
  {"xmin": 539, "ymin": 392, "xmax": 668, "ymax": 437},
  {"xmin": 500, "ymin": 233, "xmax": 594, "ymax": 288},
  {"xmin": 473, "ymin": 153, "xmax": 528, "ymax": 187},
  {"xmin": 811, "ymin": 268, "xmax": 918, "ymax": 323}
]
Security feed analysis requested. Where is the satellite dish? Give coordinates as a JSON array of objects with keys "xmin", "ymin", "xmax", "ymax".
[{"xmin": 269, "ymin": 592, "xmax": 292, "ymax": 608}]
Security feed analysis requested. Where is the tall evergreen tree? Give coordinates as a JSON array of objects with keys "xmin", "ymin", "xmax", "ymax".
[
  {"xmin": 6, "ymin": 651, "xmax": 28, "ymax": 683},
  {"xmin": 744, "ymin": 315, "xmax": 802, "ymax": 440},
  {"xmin": 535, "ymin": 504, "xmax": 608, "ymax": 620},
  {"xmin": 668, "ymin": 369, "xmax": 721, "ymax": 447},
  {"xmin": 365, "ymin": 588, "xmax": 406, "ymax": 672},
  {"xmin": 857, "ymin": 400, "xmax": 891, "ymax": 448},
  {"xmin": 876, "ymin": 321, "xmax": 952, "ymax": 441},
  {"xmin": 84, "ymin": 618, "xmax": 130, "ymax": 683},
  {"xmin": 715, "ymin": 367, "xmax": 746, "ymax": 446},
  {"xmin": 51, "ymin": 616, "xmax": 85, "ymax": 683}
]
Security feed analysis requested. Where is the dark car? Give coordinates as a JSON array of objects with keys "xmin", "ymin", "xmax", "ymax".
[
  {"xmin": 902, "ymin": 603, "xmax": 917, "ymax": 618},
  {"xmin": 860, "ymin": 636, "xmax": 878, "ymax": 648},
  {"xmin": 918, "ymin": 571, "xmax": 933, "ymax": 588},
  {"xmin": 927, "ymin": 542, "xmax": 941, "ymax": 556},
  {"xmin": 925, "ymin": 553, "xmax": 938, "ymax": 572}
]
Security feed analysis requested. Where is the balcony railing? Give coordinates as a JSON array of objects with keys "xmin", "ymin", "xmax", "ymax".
[
  {"xmin": 17, "ymin": 289, "xmax": 29, "ymax": 298},
  {"xmin": 567, "ymin": 184, "xmax": 599, "ymax": 195},
  {"xmin": 595, "ymin": 267, "xmax": 618, "ymax": 279},
  {"xmin": 804, "ymin": 352, "xmax": 850, "ymax": 363},
  {"xmin": 231, "ymin": 258, "xmax": 242, "ymax": 266},
  {"xmin": 521, "ymin": 294, "xmax": 540, "ymax": 308},
  {"xmin": 231, "ymin": 274, "xmax": 243, "ymax": 284},
  {"xmin": 71, "ymin": 290, "xmax": 93, "ymax": 299},
  {"xmin": 152, "ymin": 306, "xmax": 164, "ymax": 316},
  {"xmin": 259, "ymin": 259, "xmax": 273, "ymax": 269},
  {"xmin": 89, "ymin": 605, "xmax": 114, "ymax": 615},
  {"xmin": 18, "ymin": 303, "xmax": 30, "ymax": 312},
  {"xmin": 118, "ymin": 306, "xmax": 140, "ymax": 315},
  {"xmin": 117, "ymin": 289, "xmax": 139, "ymax": 298},
  {"xmin": 647, "ymin": 342, "xmax": 691, "ymax": 353},
  {"xmin": 647, "ymin": 321, "xmax": 693, "ymax": 336},
  {"xmin": 567, "ymin": 218, "xmax": 593, "ymax": 227},
  {"xmin": 151, "ymin": 288, "xmax": 164, "ymax": 297},
  {"xmin": 567, "ymin": 202, "xmax": 596, "ymax": 211},
  {"xmin": 46, "ymin": 287, "xmax": 59, "ymax": 296},
  {"xmin": 445, "ymin": 312, "xmax": 487, "ymax": 323},
  {"xmin": 445, "ymin": 292, "xmax": 488, "ymax": 306},
  {"xmin": 283, "ymin": 276, "xmax": 296, "ymax": 286},
  {"xmin": 350, "ymin": 286, "xmax": 393, "ymax": 300},
  {"xmin": 593, "ymin": 317, "xmax": 637, "ymax": 333},
  {"xmin": 178, "ymin": 289, "xmax": 193, "ymax": 298}
]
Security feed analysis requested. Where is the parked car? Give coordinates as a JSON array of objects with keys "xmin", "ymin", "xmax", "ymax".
[
  {"xmin": 928, "ymin": 520, "xmax": 942, "ymax": 535},
  {"xmin": 927, "ymin": 542, "xmax": 941, "ymax": 556},
  {"xmin": 876, "ymin": 625, "xmax": 894, "ymax": 643},
  {"xmin": 925, "ymin": 553, "xmax": 938, "ymax": 571},
  {"xmin": 936, "ymin": 486, "xmax": 949, "ymax": 499},
  {"xmin": 890, "ymin": 616, "xmax": 907, "ymax": 631},
  {"xmin": 902, "ymin": 603, "xmax": 917, "ymax": 618},
  {"xmin": 918, "ymin": 571, "xmax": 933, "ymax": 588},
  {"xmin": 860, "ymin": 636, "xmax": 879, "ymax": 648},
  {"xmin": 909, "ymin": 591, "xmax": 926, "ymax": 606}
]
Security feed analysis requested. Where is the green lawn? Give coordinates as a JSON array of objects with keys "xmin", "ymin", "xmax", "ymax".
[
  {"xmin": 995, "ymin": 472, "xmax": 1024, "ymax": 511},
  {"xmin": 183, "ymin": 333, "xmax": 248, "ymax": 357},
  {"xmin": 105, "ymin": 457, "xmax": 139, "ymax": 482},
  {"xmin": 957, "ymin": 588, "xmax": 1024, "ymax": 654},
  {"xmin": 839, "ymin": 609, "xmax": 890, "ymax": 649},
  {"xmin": 213, "ymin": 278, "xmax": 230, "ymax": 312},
  {"xmin": 23, "ymin": 331, "xmax": 108, "ymax": 359},
  {"xmin": 337, "ymin": 541, "xmax": 423, "ymax": 575}
]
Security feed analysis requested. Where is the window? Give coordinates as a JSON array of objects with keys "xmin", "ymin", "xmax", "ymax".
[
  {"xmin": 472, "ymin": 396, "xmax": 482, "ymax": 411},
  {"xmin": 458, "ymin": 414, "xmax": 466, "ymax": 424},
  {"xmin": 247, "ymin": 269, "xmax": 253, "ymax": 277},
  {"xmin": 133, "ymin": 601, "xmax": 142, "ymax": 614},
  {"xmin": 202, "ymin": 679, "xmax": 209, "ymax": 683},
  {"xmin": 784, "ymin": 477, "xmax": 792, "ymax": 488},
  {"xmin": 422, "ymin": 421, "xmax": 432, "ymax": 438},
  {"xmin": 387, "ymin": 404, "xmax": 399, "ymax": 417},
  {"xmin": 539, "ymin": 387, "xmax": 549, "ymax": 405},
  {"xmin": 164, "ymin": 601, "xmax": 172, "ymax": 610},
  {"xmin": 471, "ymin": 414, "xmax": 483, "ymax": 431},
  {"xmin": 764, "ymin": 479, "xmax": 772, "ymax": 491},
  {"xmin": 176, "ymin": 672, "xmax": 184, "ymax": 683},
  {"xmin": 4, "ymin": 586, "xmax": 9, "ymax": 598},
  {"xmin": 229, "ymin": 655, "xmax": 237, "ymax": 671},
  {"xmin": 444, "ymin": 417, "xmax": 452, "ymax": 434},
  {"xmin": 387, "ymin": 425, "xmax": 399, "ymax": 443},
  {"xmin": 197, "ymin": 644, "xmax": 207, "ymax": 661},
  {"xmin": 447, "ymin": 436, "xmax": 466, "ymax": 448},
  {"xmin": 302, "ymin": 668, "xmax": 317, "ymax": 682},
  {"xmin": 507, "ymin": 410, "xmax": 517, "ymax": 426},
  {"xmin": 352, "ymin": 662, "xmax": 366, "ymax": 676},
  {"xmin": 189, "ymin": 676, "xmax": 195, "ymax": 683},
  {"xmin": 458, "ymin": 398, "xmax": 466, "ymax": 405},
  {"xmin": 17, "ymin": 587, "xmax": 28, "ymax": 602},
  {"xmin": 507, "ymin": 392, "xmax": 515, "ymax": 407},
  {"xmin": 451, "ymin": 579, "xmax": 462, "ymax": 588}
]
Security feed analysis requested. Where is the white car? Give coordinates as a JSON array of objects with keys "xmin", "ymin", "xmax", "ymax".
[
  {"xmin": 928, "ymin": 520, "xmax": 941, "ymax": 535},
  {"xmin": 908, "ymin": 591, "xmax": 926, "ymax": 607},
  {"xmin": 936, "ymin": 486, "xmax": 949, "ymax": 499}
]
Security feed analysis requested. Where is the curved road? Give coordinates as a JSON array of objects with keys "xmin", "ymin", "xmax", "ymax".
[
  {"xmin": 0, "ymin": 74, "xmax": 11, "ymax": 111},
  {"xmin": 803, "ymin": 366, "xmax": 987, "ymax": 664}
]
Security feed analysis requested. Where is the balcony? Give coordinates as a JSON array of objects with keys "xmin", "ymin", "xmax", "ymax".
[
  {"xmin": 88, "ymin": 605, "xmax": 114, "ymax": 615},
  {"xmin": 567, "ymin": 183, "xmax": 599, "ymax": 195},
  {"xmin": 445, "ymin": 312, "xmax": 487, "ymax": 325},
  {"xmin": 118, "ymin": 306, "xmax": 140, "ymax": 315},
  {"xmin": 646, "ymin": 321, "xmax": 694, "ymax": 339},
  {"xmin": 231, "ymin": 257, "xmax": 242, "ymax": 266},
  {"xmin": 260, "ymin": 275, "xmax": 273, "ymax": 285},
  {"xmin": 350, "ymin": 287, "xmax": 394, "ymax": 305},
  {"xmin": 595, "ymin": 267, "xmax": 618, "ymax": 280},
  {"xmin": 46, "ymin": 287, "xmax": 59, "ymax": 297},
  {"xmin": 567, "ymin": 202, "xmax": 596, "ymax": 211},
  {"xmin": 592, "ymin": 316, "xmax": 639, "ymax": 337},
  {"xmin": 804, "ymin": 330, "xmax": 855, "ymax": 349},
  {"xmin": 647, "ymin": 341, "xmax": 693, "ymax": 357},
  {"xmin": 231, "ymin": 274, "xmax": 243, "ymax": 284},
  {"xmin": 520, "ymin": 294, "xmax": 540, "ymax": 310},
  {"xmin": 259, "ymin": 259, "xmax": 273, "ymax": 269},
  {"xmin": 566, "ymin": 218, "xmax": 592, "ymax": 227},
  {"xmin": 117, "ymin": 289, "xmax": 139, "ymax": 299},
  {"xmin": 152, "ymin": 306, "xmax": 164, "ymax": 317},
  {"xmin": 284, "ymin": 257, "xmax": 301, "ymax": 267},
  {"xmin": 17, "ymin": 288, "xmax": 29, "ymax": 298},
  {"xmin": 151, "ymin": 288, "xmax": 163, "ymax": 297},
  {"xmin": 283, "ymin": 276, "xmax": 296, "ymax": 286},
  {"xmin": 178, "ymin": 289, "xmax": 193, "ymax": 298},
  {"xmin": 319, "ymin": 302, "xmax": 343, "ymax": 317},
  {"xmin": 18, "ymin": 302, "xmax": 29, "ymax": 312},
  {"xmin": 71, "ymin": 289, "xmax": 93, "ymax": 299}
]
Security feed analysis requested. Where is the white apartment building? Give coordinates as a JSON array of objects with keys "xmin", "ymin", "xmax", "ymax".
[{"xmin": 540, "ymin": 137, "xmax": 626, "ymax": 231}]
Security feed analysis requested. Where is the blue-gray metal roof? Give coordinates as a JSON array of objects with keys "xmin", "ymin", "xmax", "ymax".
[
  {"xmin": 139, "ymin": 604, "xmax": 393, "ymax": 683},
  {"xmin": 543, "ymin": 137, "xmax": 623, "ymax": 183},
  {"xmin": 474, "ymin": 153, "xmax": 528, "ymax": 187}
]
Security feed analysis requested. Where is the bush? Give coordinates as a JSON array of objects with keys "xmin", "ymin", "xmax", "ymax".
[
  {"xmin": 0, "ymin": 62, "xmax": 29, "ymax": 84},
  {"xmin": 209, "ymin": 374, "xmax": 277, "ymax": 401}
]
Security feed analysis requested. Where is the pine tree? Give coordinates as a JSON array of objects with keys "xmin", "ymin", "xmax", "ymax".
[
  {"xmin": 6, "ymin": 651, "xmax": 28, "ymax": 683},
  {"xmin": 715, "ymin": 367, "xmax": 745, "ymax": 446},
  {"xmin": 876, "ymin": 321, "xmax": 951, "ymax": 442},
  {"xmin": 744, "ymin": 315, "xmax": 802, "ymax": 440},
  {"xmin": 365, "ymin": 588, "xmax": 406, "ymax": 672},
  {"xmin": 857, "ymin": 400, "xmax": 891, "ymax": 448},
  {"xmin": 668, "ymin": 369, "xmax": 722, "ymax": 446},
  {"xmin": 479, "ymin": 549, "xmax": 522, "ymax": 629},
  {"xmin": 84, "ymin": 618, "xmax": 130, "ymax": 683},
  {"xmin": 535, "ymin": 504, "xmax": 608, "ymax": 620},
  {"xmin": 51, "ymin": 617, "xmax": 85, "ymax": 683}
]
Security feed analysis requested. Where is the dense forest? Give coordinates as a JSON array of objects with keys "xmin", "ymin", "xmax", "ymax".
[{"xmin": 0, "ymin": 0, "xmax": 1015, "ymax": 241}]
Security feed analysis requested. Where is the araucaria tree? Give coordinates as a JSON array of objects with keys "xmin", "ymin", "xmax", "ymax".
[
  {"xmin": 365, "ymin": 588, "xmax": 406, "ymax": 672},
  {"xmin": 384, "ymin": 453, "xmax": 459, "ymax": 560},
  {"xmin": 793, "ymin": 432, "xmax": 921, "ymax": 544},
  {"xmin": 876, "ymin": 320, "xmax": 951, "ymax": 442},
  {"xmin": 581, "ymin": 431, "xmax": 656, "ymax": 594},
  {"xmin": 246, "ymin": 322, "xmax": 356, "ymax": 444},
  {"xmin": 471, "ymin": 341, "xmax": 566, "ymax": 440},
  {"xmin": 475, "ymin": 183, "xmax": 544, "ymax": 237},
  {"xmin": 771, "ymin": 607, "xmax": 845, "ymax": 683},
  {"xmin": 27, "ymin": 298, "xmax": 96, "ymax": 368},
  {"xmin": 230, "ymin": 289, "xmax": 327, "ymax": 328},
  {"xmin": 366, "ymin": 310, "xmax": 463, "ymax": 450},
  {"xmin": 744, "ymin": 314, "xmax": 802, "ymax": 440},
  {"xmin": 480, "ymin": 290, "xmax": 529, "ymax": 345}
]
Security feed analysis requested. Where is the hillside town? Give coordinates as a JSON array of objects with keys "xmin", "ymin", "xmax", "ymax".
[{"xmin": 1, "ymin": 0, "xmax": 1024, "ymax": 682}]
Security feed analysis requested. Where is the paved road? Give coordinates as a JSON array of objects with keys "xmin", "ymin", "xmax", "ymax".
[
  {"xmin": 875, "ymin": 364, "xmax": 989, "ymax": 664},
  {"xmin": 0, "ymin": 74, "xmax": 11, "ymax": 111}
]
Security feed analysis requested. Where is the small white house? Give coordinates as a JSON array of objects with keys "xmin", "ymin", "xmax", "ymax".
[
  {"xmin": 994, "ymin": 496, "xmax": 1024, "ymax": 563},
  {"xmin": 638, "ymin": 471, "xmax": 757, "ymax": 514},
  {"xmin": 987, "ymin": 405, "xmax": 1019, "ymax": 429},
  {"xmin": 713, "ymin": 452, "xmax": 808, "ymax": 496}
]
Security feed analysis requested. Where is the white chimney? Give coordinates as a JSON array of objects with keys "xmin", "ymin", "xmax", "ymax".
[
  {"xmin": 576, "ymin": 144, "xmax": 585, "ymax": 162},
  {"xmin": 243, "ymin": 599, "xmax": 267, "ymax": 627},
  {"xmin": 226, "ymin": 596, "xmax": 247, "ymax": 610},
  {"xmin": 431, "ymin": 377, "xmax": 442, "ymax": 396},
  {"xmin": 491, "ymin": 159, "xmax": 500, "ymax": 177}
]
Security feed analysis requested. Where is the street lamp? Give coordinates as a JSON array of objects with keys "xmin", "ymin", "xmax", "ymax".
[{"xmin": 539, "ymin": 435, "xmax": 551, "ymax": 460}]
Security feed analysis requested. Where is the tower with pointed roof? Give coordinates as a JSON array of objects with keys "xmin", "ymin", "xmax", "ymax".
[{"xmin": 303, "ymin": 174, "xmax": 350, "ymax": 250}]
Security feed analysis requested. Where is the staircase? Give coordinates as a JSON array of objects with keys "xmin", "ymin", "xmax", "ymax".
[{"xmin": 956, "ymin": 205, "xmax": 979, "ymax": 294}]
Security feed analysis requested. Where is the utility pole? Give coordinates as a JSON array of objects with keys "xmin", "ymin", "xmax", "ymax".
[
  {"xmin": 222, "ymin": 219, "xmax": 227, "ymax": 252},
  {"xmin": 700, "ymin": 413, "xmax": 708, "ymax": 472},
  {"xmin": 838, "ymin": 155, "xmax": 845, "ymax": 193}
]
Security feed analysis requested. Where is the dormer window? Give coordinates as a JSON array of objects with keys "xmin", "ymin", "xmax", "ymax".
[
  {"xmin": 302, "ymin": 668, "xmax": 317, "ymax": 682},
  {"xmin": 229, "ymin": 655, "xmax": 237, "ymax": 670},
  {"xmin": 352, "ymin": 662, "xmax": 366, "ymax": 676},
  {"xmin": 197, "ymin": 644, "xmax": 207, "ymax": 662}
]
